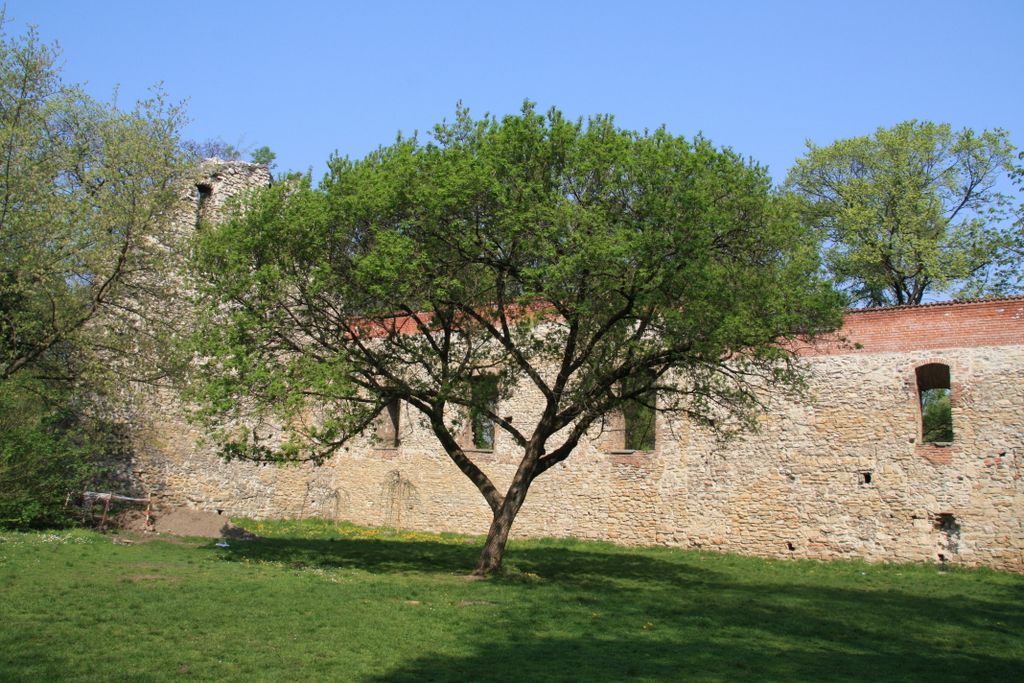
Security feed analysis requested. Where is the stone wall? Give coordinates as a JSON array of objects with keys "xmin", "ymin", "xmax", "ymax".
[{"xmin": 129, "ymin": 161, "xmax": 1024, "ymax": 572}]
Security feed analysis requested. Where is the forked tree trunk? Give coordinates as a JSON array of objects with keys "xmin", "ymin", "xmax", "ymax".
[{"xmin": 472, "ymin": 463, "xmax": 535, "ymax": 576}]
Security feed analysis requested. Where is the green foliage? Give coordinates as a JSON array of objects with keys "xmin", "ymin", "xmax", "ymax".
[
  {"xmin": 468, "ymin": 374, "xmax": 499, "ymax": 450},
  {"xmin": 250, "ymin": 145, "xmax": 277, "ymax": 168},
  {"xmin": 189, "ymin": 102, "xmax": 843, "ymax": 572},
  {"xmin": 0, "ymin": 23, "xmax": 190, "ymax": 526},
  {"xmin": 0, "ymin": 377, "xmax": 96, "ymax": 527},
  {"xmin": 622, "ymin": 389, "xmax": 656, "ymax": 452},
  {"xmin": 189, "ymin": 137, "xmax": 243, "ymax": 160},
  {"xmin": 620, "ymin": 368, "xmax": 656, "ymax": 450},
  {"xmin": 921, "ymin": 388, "xmax": 953, "ymax": 443},
  {"xmin": 1014, "ymin": 150, "xmax": 1024, "ymax": 231},
  {"xmin": 623, "ymin": 399, "xmax": 655, "ymax": 451},
  {"xmin": 191, "ymin": 102, "xmax": 841, "ymax": 459},
  {"xmin": 1, "ymin": 521, "xmax": 1023, "ymax": 681},
  {"xmin": 0, "ymin": 23, "xmax": 190, "ymax": 383},
  {"xmin": 785, "ymin": 120, "xmax": 1020, "ymax": 306}
]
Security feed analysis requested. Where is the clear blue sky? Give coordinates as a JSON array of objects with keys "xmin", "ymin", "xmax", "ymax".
[{"xmin": 6, "ymin": 0, "xmax": 1023, "ymax": 182}]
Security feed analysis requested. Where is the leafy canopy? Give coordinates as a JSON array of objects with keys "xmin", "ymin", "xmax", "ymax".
[
  {"xmin": 190, "ymin": 103, "xmax": 843, "ymax": 573},
  {"xmin": 250, "ymin": 145, "xmax": 277, "ymax": 168},
  {"xmin": 191, "ymin": 103, "xmax": 842, "ymax": 464},
  {"xmin": 0, "ymin": 24, "xmax": 190, "ymax": 384},
  {"xmin": 0, "ymin": 375, "xmax": 109, "ymax": 528},
  {"xmin": 921, "ymin": 388, "xmax": 953, "ymax": 444},
  {"xmin": 785, "ymin": 120, "xmax": 1020, "ymax": 306},
  {"xmin": 0, "ymin": 22, "xmax": 190, "ymax": 525}
]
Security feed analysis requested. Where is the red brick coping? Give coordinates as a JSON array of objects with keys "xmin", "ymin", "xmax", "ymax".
[{"xmin": 798, "ymin": 297, "xmax": 1024, "ymax": 357}]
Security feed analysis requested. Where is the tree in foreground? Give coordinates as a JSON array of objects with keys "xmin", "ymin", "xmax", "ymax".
[
  {"xmin": 785, "ymin": 120, "xmax": 1020, "ymax": 307},
  {"xmin": 0, "ymin": 25, "xmax": 190, "ymax": 525},
  {"xmin": 0, "ymin": 25, "xmax": 189, "ymax": 382},
  {"xmin": 189, "ymin": 104, "xmax": 844, "ymax": 575}
]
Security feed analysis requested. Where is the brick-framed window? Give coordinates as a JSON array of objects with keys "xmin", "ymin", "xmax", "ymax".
[
  {"xmin": 915, "ymin": 362, "xmax": 953, "ymax": 445},
  {"xmin": 603, "ymin": 374, "xmax": 658, "ymax": 454},
  {"xmin": 459, "ymin": 375, "xmax": 499, "ymax": 451}
]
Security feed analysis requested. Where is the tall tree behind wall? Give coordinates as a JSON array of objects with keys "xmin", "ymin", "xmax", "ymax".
[{"xmin": 785, "ymin": 121, "xmax": 1020, "ymax": 307}]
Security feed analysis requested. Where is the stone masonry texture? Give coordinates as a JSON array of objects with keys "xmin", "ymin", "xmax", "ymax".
[{"xmin": 128, "ymin": 161, "xmax": 1024, "ymax": 572}]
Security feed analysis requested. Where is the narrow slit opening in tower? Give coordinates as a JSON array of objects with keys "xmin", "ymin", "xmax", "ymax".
[{"xmin": 195, "ymin": 183, "xmax": 213, "ymax": 226}]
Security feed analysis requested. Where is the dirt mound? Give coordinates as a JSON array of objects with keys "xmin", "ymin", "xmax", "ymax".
[
  {"xmin": 109, "ymin": 509, "xmax": 154, "ymax": 532},
  {"xmin": 114, "ymin": 507, "xmax": 257, "ymax": 539}
]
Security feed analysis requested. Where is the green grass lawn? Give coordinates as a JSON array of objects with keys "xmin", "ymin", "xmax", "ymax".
[{"xmin": 1, "ymin": 520, "xmax": 1022, "ymax": 682}]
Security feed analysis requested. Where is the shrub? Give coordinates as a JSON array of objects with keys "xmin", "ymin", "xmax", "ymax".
[{"xmin": 0, "ymin": 378, "xmax": 98, "ymax": 528}]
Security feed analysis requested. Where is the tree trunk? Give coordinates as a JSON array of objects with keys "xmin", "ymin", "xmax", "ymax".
[
  {"xmin": 473, "ymin": 504, "xmax": 517, "ymax": 576},
  {"xmin": 472, "ymin": 464, "xmax": 535, "ymax": 576}
]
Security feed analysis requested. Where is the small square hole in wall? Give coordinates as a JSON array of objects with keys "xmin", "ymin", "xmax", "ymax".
[{"xmin": 859, "ymin": 471, "xmax": 873, "ymax": 486}]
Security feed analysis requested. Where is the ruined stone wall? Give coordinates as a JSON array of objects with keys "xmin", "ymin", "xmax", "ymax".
[{"xmin": 129, "ymin": 162, "xmax": 1024, "ymax": 572}]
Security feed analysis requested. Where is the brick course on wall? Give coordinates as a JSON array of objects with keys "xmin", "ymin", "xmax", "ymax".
[
  {"xmin": 128, "ymin": 162, "xmax": 1024, "ymax": 572},
  {"xmin": 803, "ymin": 298, "xmax": 1024, "ymax": 356}
]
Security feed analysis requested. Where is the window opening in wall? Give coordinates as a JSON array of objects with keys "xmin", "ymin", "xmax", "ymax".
[
  {"xmin": 859, "ymin": 471, "xmax": 872, "ymax": 485},
  {"xmin": 376, "ymin": 398, "xmax": 401, "ymax": 448},
  {"xmin": 195, "ymin": 183, "xmax": 213, "ymax": 227},
  {"xmin": 469, "ymin": 375, "xmax": 499, "ymax": 450},
  {"xmin": 934, "ymin": 512, "xmax": 961, "ymax": 555},
  {"xmin": 622, "ymin": 372, "xmax": 656, "ymax": 451},
  {"xmin": 916, "ymin": 363, "xmax": 953, "ymax": 444}
]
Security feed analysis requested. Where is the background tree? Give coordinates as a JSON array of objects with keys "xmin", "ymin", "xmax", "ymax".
[
  {"xmin": 189, "ymin": 104, "xmax": 844, "ymax": 575},
  {"xmin": 186, "ymin": 137, "xmax": 243, "ymax": 161},
  {"xmin": 920, "ymin": 388, "xmax": 953, "ymax": 444},
  {"xmin": 185, "ymin": 139, "xmax": 277, "ymax": 168},
  {"xmin": 1014, "ymin": 150, "xmax": 1024, "ymax": 234},
  {"xmin": 0, "ymin": 24, "xmax": 190, "ymax": 525},
  {"xmin": 785, "ymin": 120, "xmax": 1020, "ymax": 306},
  {"xmin": 0, "ymin": 26, "xmax": 189, "ymax": 381},
  {"xmin": 250, "ymin": 145, "xmax": 276, "ymax": 169}
]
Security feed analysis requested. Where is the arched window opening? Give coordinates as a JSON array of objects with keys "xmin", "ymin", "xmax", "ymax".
[{"xmin": 916, "ymin": 363, "xmax": 953, "ymax": 444}]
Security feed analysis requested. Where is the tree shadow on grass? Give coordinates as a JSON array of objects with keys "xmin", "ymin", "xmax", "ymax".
[
  {"xmin": 216, "ymin": 536, "xmax": 1024, "ymax": 681},
  {"xmin": 218, "ymin": 536, "xmax": 719, "ymax": 586},
  {"xmin": 365, "ymin": 575, "xmax": 1024, "ymax": 682},
  {"xmin": 220, "ymin": 536, "xmax": 478, "ymax": 574},
  {"xmin": 366, "ymin": 631, "xmax": 1022, "ymax": 683}
]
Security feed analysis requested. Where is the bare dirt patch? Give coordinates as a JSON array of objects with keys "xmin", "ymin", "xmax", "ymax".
[
  {"xmin": 123, "ymin": 574, "xmax": 180, "ymax": 583},
  {"xmin": 113, "ymin": 507, "xmax": 258, "ymax": 540}
]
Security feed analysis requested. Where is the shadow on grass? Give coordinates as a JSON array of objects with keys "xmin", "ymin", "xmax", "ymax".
[
  {"xmin": 221, "ymin": 536, "xmax": 480, "ymax": 574},
  {"xmin": 367, "ymin": 563, "xmax": 1023, "ymax": 682},
  {"xmin": 219, "ymin": 535, "xmax": 1024, "ymax": 682},
  {"xmin": 0, "ymin": 646, "xmax": 72, "ymax": 683},
  {"xmin": 365, "ymin": 630, "xmax": 1023, "ymax": 683},
  {"xmin": 219, "ymin": 535, "xmax": 717, "ymax": 586}
]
